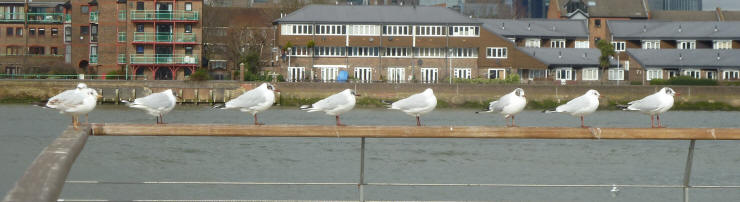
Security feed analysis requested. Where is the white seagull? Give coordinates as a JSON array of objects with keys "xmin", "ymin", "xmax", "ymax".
[
  {"xmin": 388, "ymin": 88, "xmax": 437, "ymax": 126},
  {"xmin": 123, "ymin": 89, "xmax": 178, "ymax": 124},
  {"xmin": 619, "ymin": 87, "xmax": 679, "ymax": 128},
  {"xmin": 477, "ymin": 88, "xmax": 527, "ymax": 127},
  {"xmin": 45, "ymin": 83, "xmax": 101, "ymax": 129},
  {"xmin": 216, "ymin": 83, "xmax": 278, "ymax": 125},
  {"xmin": 300, "ymin": 89, "xmax": 359, "ymax": 126},
  {"xmin": 545, "ymin": 89, "xmax": 602, "ymax": 128}
]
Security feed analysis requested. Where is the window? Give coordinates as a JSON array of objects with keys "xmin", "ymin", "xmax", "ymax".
[
  {"xmin": 420, "ymin": 68, "xmax": 438, "ymax": 83},
  {"xmin": 89, "ymin": 45, "xmax": 97, "ymax": 63},
  {"xmin": 185, "ymin": 46, "xmax": 193, "ymax": 54},
  {"xmin": 185, "ymin": 2, "xmax": 192, "ymax": 11},
  {"xmin": 415, "ymin": 48, "xmax": 445, "ymax": 58},
  {"xmin": 608, "ymin": 68, "xmax": 624, "ymax": 80},
  {"xmin": 575, "ymin": 41, "xmax": 589, "ymax": 48},
  {"xmin": 667, "ymin": 70, "xmax": 679, "ymax": 78},
  {"xmin": 677, "ymin": 40, "xmax": 696, "ymax": 50},
  {"xmin": 581, "ymin": 68, "xmax": 599, "ymax": 80},
  {"xmin": 6, "ymin": 27, "xmax": 12, "ymax": 36},
  {"xmin": 612, "ymin": 41, "xmax": 625, "ymax": 52},
  {"xmin": 118, "ymin": 9, "xmax": 126, "ymax": 21},
  {"xmin": 488, "ymin": 69, "xmax": 506, "ymax": 79},
  {"xmin": 450, "ymin": 48, "xmax": 477, "ymax": 58},
  {"xmin": 723, "ymin": 70, "xmax": 739, "ymax": 80},
  {"xmin": 5, "ymin": 46, "xmax": 21, "ymax": 55},
  {"xmin": 80, "ymin": 26, "xmax": 89, "ymax": 35},
  {"xmin": 287, "ymin": 67, "xmax": 305, "ymax": 82},
  {"xmin": 555, "ymin": 68, "xmax": 573, "ymax": 80},
  {"xmin": 450, "ymin": 26, "xmax": 479, "ymax": 37},
  {"xmin": 16, "ymin": 27, "xmax": 22, "ymax": 36},
  {"xmin": 646, "ymin": 69, "xmax": 663, "ymax": 80},
  {"xmin": 51, "ymin": 47, "xmax": 58, "ymax": 55},
  {"xmin": 384, "ymin": 47, "xmax": 409, "ymax": 57},
  {"xmin": 136, "ymin": 24, "xmax": 144, "ymax": 32},
  {"xmin": 594, "ymin": 19, "xmax": 601, "ymax": 27},
  {"xmin": 682, "ymin": 69, "xmax": 700, "ymax": 79},
  {"xmin": 525, "ymin": 38, "xmax": 541, "ymax": 47},
  {"xmin": 29, "ymin": 28, "xmax": 36, "ymax": 36},
  {"xmin": 38, "ymin": 28, "xmax": 45, "ymax": 36},
  {"xmin": 706, "ymin": 71, "xmax": 717, "ymax": 80},
  {"xmin": 382, "ymin": 25, "xmax": 408, "ymax": 36},
  {"xmin": 136, "ymin": 45, "xmax": 144, "ymax": 54},
  {"xmin": 454, "ymin": 68, "xmax": 471, "ymax": 79},
  {"xmin": 318, "ymin": 66, "xmax": 339, "ymax": 82},
  {"xmin": 81, "ymin": 5, "xmax": 89, "ymax": 14},
  {"xmin": 528, "ymin": 69, "xmax": 547, "ymax": 80},
  {"xmin": 29, "ymin": 46, "xmax": 45, "ymax": 55},
  {"xmin": 281, "ymin": 24, "xmax": 313, "ymax": 35},
  {"xmin": 137, "ymin": 2, "xmax": 144, "ymax": 10},
  {"xmin": 642, "ymin": 40, "xmax": 660, "ymax": 49},
  {"xmin": 315, "ymin": 47, "xmax": 346, "ymax": 57},
  {"xmin": 51, "ymin": 28, "xmax": 58, "ymax": 36},
  {"xmin": 350, "ymin": 25, "xmax": 380, "ymax": 36},
  {"xmin": 315, "ymin": 24, "xmax": 345, "ymax": 35},
  {"xmin": 64, "ymin": 26, "xmax": 71, "ymax": 42},
  {"xmin": 387, "ymin": 67, "xmax": 405, "ymax": 83},
  {"xmin": 185, "ymin": 24, "xmax": 192, "ymax": 33},
  {"xmin": 90, "ymin": 24, "xmax": 97, "ymax": 42},
  {"xmin": 289, "ymin": 46, "xmax": 310, "ymax": 56},
  {"xmin": 354, "ymin": 67, "xmax": 372, "ymax": 82},
  {"xmin": 348, "ymin": 47, "xmax": 378, "ymax": 57},
  {"xmin": 550, "ymin": 39, "xmax": 566, "ymax": 48},
  {"xmin": 416, "ymin": 25, "xmax": 445, "ymax": 36},
  {"xmin": 486, "ymin": 47, "xmax": 507, "ymax": 58},
  {"xmin": 713, "ymin": 40, "xmax": 732, "ymax": 49}
]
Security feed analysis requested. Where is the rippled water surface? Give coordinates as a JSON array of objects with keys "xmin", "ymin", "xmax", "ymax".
[{"xmin": 1, "ymin": 104, "xmax": 739, "ymax": 201}]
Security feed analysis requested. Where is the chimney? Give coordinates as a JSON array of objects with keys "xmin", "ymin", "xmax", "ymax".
[
  {"xmin": 558, "ymin": 51, "xmax": 562, "ymax": 59},
  {"xmin": 527, "ymin": 23, "xmax": 531, "ymax": 31},
  {"xmin": 717, "ymin": 52, "xmax": 721, "ymax": 61}
]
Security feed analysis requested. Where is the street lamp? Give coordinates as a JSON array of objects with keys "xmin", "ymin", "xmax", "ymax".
[
  {"xmin": 287, "ymin": 47, "xmax": 292, "ymax": 80},
  {"xmin": 448, "ymin": 48, "xmax": 453, "ymax": 84}
]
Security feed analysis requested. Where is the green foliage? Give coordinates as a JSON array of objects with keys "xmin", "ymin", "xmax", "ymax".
[
  {"xmin": 596, "ymin": 40, "xmax": 616, "ymax": 68},
  {"xmin": 526, "ymin": 99, "xmax": 559, "ymax": 110},
  {"xmin": 282, "ymin": 42, "xmax": 293, "ymax": 51},
  {"xmin": 649, "ymin": 76, "xmax": 717, "ymax": 86},
  {"xmin": 105, "ymin": 70, "xmax": 124, "ymax": 80},
  {"xmin": 673, "ymin": 101, "xmax": 740, "ymax": 111},
  {"xmin": 452, "ymin": 74, "xmax": 520, "ymax": 84},
  {"xmin": 630, "ymin": 81, "xmax": 643, "ymax": 85},
  {"xmin": 189, "ymin": 68, "xmax": 211, "ymax": 81},
  {"xmin": 306, "ymin": 40, "xmax": 315, "ymax": 48}
]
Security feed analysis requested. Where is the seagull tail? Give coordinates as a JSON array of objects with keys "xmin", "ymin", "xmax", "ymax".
[
  {"xmin": 543, "ymin": 108, "xmax": 558, "ymax": 113},
  {"xmin": 33, "ymin": 99, "xmax": 51, "ymax": 108},
  {"xmin": 299, "ymin": 105, "xmax": 312, "ymax": 110},
  {"xmin": 212, "ymin": 103, "xmax": 226, "ymax": 109},
  {"xmin": 616, "ymin": 104, "xmax": 630, "ymax": 110},
  {"xmin": 120, "ymin": 100, "xmax": 134, "ymax": 107}
]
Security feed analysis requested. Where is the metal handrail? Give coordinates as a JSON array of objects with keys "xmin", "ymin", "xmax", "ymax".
[
  {"xmin": 132, "ymin": 32, "xmax": 196, "ymax": 43},
  {"xmin": 130, "ymin": 10, "xmax": 199, "ymax": 21},
  {"xmin": 0, "ymin": 12, "xmax": 67, "ymax": 23},
  {"xmin": 129, "ymin": 54, "xmax": 199, "ymax": 65}
]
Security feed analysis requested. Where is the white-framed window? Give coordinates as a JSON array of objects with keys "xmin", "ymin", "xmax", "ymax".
[
  {"xmin": 318, "ymin": 66, "xmax": 340, "ymax": 82},
  {"xmin": 486, "ymin": 47, "xmax": 507, "ymax": 58},
  {"xmin": 89, "ymin": 44, "xmax": 98, "ymax": 64},
  {"xmin": 450, "ymin": 48, "xmax": 477, "ymax": 58},
  {"xmin": 678, "ymin": 40, "xmax": 696, "ymax": 50},
  {"xmin": 646, "ymin": 69, "xmax": 663, "ymax": 80},
  {"xmin": 713, "ymin": 40, "xmax": 732, "ymax": 49},
  {"xmin": 349, "ymin": 25, "xmax": 380, "ymax": 36},
  {"xmin": 550, "ymin": 39, "xmax": 566, "ymax": 48},
  {"xmin": 581, "ymin": 68, "xmax": 599, "ymax": 80},
  {"xmin": 722, "ymin": 70, "xmax": 739, "ymax": 80},
  {"xmin": 281, "ymin": 24, "xmax": 313, "ymax": 35},
  {"xmin": 624, "ymin": 60, "xmax": 630, "ymax": 70},
  {"xmin": 387, "ymin": 67, "xmax": 405, "ymax": 83},
  {"xmin": 384, "ymin": 47, "xmax": 410, "ymax": 57},
  {"xmin": 454, "ymin": 68, "xmax": 471, "ymax": 79},
  {"xmin": 555, "ymin": 67, "xmax": 573, "ymax": 80},
  {"xmin": 289, "ymin": 46, "xmax": 310, "ymax": 56},
  {"xmin": 416, "ymin": 25, "xmax": 446, "ymax": 36},
  {"xmin": 450, "ymin": 26, "xmax": 479, "ymax": 37},
  {"xmin": 608, "ymin": 68, "xmax": 624, "ymax": 80},
  {"xmin": 667, "ymin": 70, "xmax": 679, "ymax": 78},
  {"xmin": 575, "ymin": 40, "xmax": 589, "ymax": 48},
  {"xmin": 354, "ymin": 67, "xmax": 372, "ymax": 82},
  {"xmin": 528, "ymin": 69, "xmax": 548, "ymax": 80},
  {"xmin": 612, "ymin": 41, "xmax": 626, "ymax": 52},
  {"xmin": 642, "ymin": 40, "xmax": 660, "ymax": 49},
  {"xmin": 287, "ymin": 67, "xmax": 305, "ymax": 82},
  {"xmin": 315, "ymin": 24, "xmax": 345, "ymax": 35},
  {"xmin": 706, "ymin": 70, "xmax": 717, "ymax": 80},
  {"xmin": 525, "ymin": 38, "xmax": 541, "ymax": 48},
  {"xmin": 348, "ymin": 47, "xmax": 379, "ymax": 57},
  {"xmin": 415, "ymin": 48, "xmax": 445, "ymax": 58},
  {"xmin": 382, "ymin": 25, "xmax": 409, "ymax": 36},
  {"xmin": 185, "ymin": 2, "xmax": 192, "ymax": 11},
  {"xmin": 420, "ymin": 68, "xmax": 438, "ymax": 83},
  {"xmin": 682, "ymin": 69, "xmax": 700, "ymax": 79},
  {"xmin": 488, "ymin": 68, "xmax": 506, "ymax": 79},
  {"xmin": 315, "ymin": 47, "xmax": 346, "ymax": 57}
]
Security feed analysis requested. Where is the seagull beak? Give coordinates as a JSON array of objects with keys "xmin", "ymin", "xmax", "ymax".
[
  {"xmin": 355, "ymin": 94, "xmax": 361, "ymax": 97},
  {"xmin": 599, "ymin": 95, "xmax": 605, "ymax": 99},
  {"xmin": 274, "ymin": 89, "xmax": 281, "ymax": 93},
  {"xmin": 96, "ymin": 95, "xmax": 103, "ymax": 99},
  {"xmin": 675, "ymin": 92, "xmax": 681, "ymax": 97}
]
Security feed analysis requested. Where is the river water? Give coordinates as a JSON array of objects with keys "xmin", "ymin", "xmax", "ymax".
[{"xmin": 1, "ymin": 104, "xmax": 739, "ymax": 201}]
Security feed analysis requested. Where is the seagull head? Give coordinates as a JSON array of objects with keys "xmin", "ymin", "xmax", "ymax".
[
  {"xmin": 76, "ymin": 83, "xmax": 88, "ymax": 90},
  {"xmin": 350, "ymin": 89, "xmax": 360, "ymax": 97},
  {"xmin": 587, "ymin": 89, "xmax": 603, "ymax": 99},
  {"xmin": 86, "ymin": 88, "xmax": 102, "ymax": 99},
  {"xmin": 265, "ymin": 83, "xmax": 279, "ymax": 92},
  {"xmin": 513, "ymin": 88, "xmax": 525, "ymax": 98},
  {"xmin": 166, "ymin": 89, "xmax": 182, "ymax": 100},
  {"xmin": 662, "ymin": 87, "xmax": 679, "ymax": 97}
]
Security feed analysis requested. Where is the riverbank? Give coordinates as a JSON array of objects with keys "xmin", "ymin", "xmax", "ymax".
[{"xmin": 2, "ymin": 79, "xmax": 740, "ymax": 110}]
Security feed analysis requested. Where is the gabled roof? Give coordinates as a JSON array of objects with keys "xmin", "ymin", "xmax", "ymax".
[
  {"xmin": 274, "ymin": 5, "xmax": 480, "ymax": 25},
  {"xmin": 650, "ymin": 10, "xmax": 719, "ymax": 21},
  {"xmin": 517, "ymin": 48, "xmax": 616, "ymax": 67},
  {"xmin": 558, "ymin": 0, "xmax": 648, "ymax": 18},
  {"xmin": 627, "ymin": 49, "xmax": 740, "ymax": 69},
  {"xmin": 480, "ymin": 19, "xmax": 589, "ymax": 38},
  {"xmin": 608, "ymin": 20, "xmax": 740, "ymax": 40}
]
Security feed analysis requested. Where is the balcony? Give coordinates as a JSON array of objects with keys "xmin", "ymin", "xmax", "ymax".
[
  {"xmin": 130, "ymin": 54, "xmax": 199, "ymax": 65},
  {"xmin": 130, "ymin": 10, "xmax": 199, "ymax": 22},
  {"xmin": 0, "ymin": 13, "xmax": 68, "ymax": 23},
  {"xmin": 89, "ymin": 12, "xmax": 98, "ymax": 23},
  {"xmin": 132, "ymin": 32, "xmax": 197, "ymax": 44}
]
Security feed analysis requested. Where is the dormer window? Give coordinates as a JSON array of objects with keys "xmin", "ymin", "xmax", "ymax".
[
  {"xmin": 566, "ymin": 0, "xmax": 587, "ymax": 13},
  {"xmin": 677, "ymin": 40, "xmax": 696, "ymax": 50}
]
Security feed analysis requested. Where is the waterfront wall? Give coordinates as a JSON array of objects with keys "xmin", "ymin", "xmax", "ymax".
[{"xmin": 1, "ymin": 80, "xmax": 739, "ymax": 109}]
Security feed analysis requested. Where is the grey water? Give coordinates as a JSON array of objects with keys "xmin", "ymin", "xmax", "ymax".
[{"xmin": 1, "ymin": 104, "xmax": 740, "ymax": 201}]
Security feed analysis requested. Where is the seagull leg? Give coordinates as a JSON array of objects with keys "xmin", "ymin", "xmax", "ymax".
[
  {"xmin": 657, "ymin": 114, "xmax": 664, "ymax": 128},
  {"xmin": 156, "ymin": 116, "xmax": 160, "ymax": 124},
  {"xmin": 73, "ymin": 116, "xmax": 78, "ymax": 130},
  {"xmin": 511, "ymin": 115, "xmax": 517, "ymax": 127},
  {"xmin": 580, "ymin": 116, "xmax": 587, "ymax": 128},
  {"xmin": 254, "ymin": 114, "xmax": 264, "ymax": 125},
  {"xmin": 85, "ymin": 114, "xmax": 89, "ymax": 124},
  {"xmin": 651, "ymin": 115, "xmax": 655, "ymax": 128},
  {"xmin": 336, "ymin": 116, "xmax": 346, "ymax": 126},
  {"xmin": 160, "ymin": 114, "xmax": 165, "ymax": 124},
  {"xmin": 416, "ymin": 116, "xmax": 421, "ymax": 126}
]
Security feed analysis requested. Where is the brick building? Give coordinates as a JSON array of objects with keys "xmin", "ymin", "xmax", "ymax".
[
  {"xmin": 547, "ymin": 0, "xmax": 649, "ymax": 48},
  {"xmin": 0, "ymin": 0, "xmax": 68, "ymax": 75},
  {"xmin": 627, "ymin": 49, "xmax": 740, "ymax": 82}
]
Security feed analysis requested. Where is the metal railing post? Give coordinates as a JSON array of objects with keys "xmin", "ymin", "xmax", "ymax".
[
  {"xmin": 683, "ymin": 139, "xmax": 696, "ymax": 202},
  {"xmin": 359, "ymin": 137, "xmax": 366, "ymax": 202}
]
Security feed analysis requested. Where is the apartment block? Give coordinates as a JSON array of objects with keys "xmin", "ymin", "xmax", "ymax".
[{"xmin": 628, "ymin": 49, "xmax": 740, "ymax": 81}]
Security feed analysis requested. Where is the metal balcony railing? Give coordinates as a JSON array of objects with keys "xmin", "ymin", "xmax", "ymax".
[
  {"xmin": 0, "ymin": 13, "xmax": 68, "ymax": 23},
  {"xmin": 130, "ymin": 10, "xmax": 199, "ymax": 21},
  {"xmin": 89, "ymin": 55, "xmax": 98, "ymax": 64},
  {"xmin": 89, "ymin": 12, "xmax": 98, "ymax": 23},
  {"xmin": 133, "ymin": 32, "xmax": 196, "ymax": 43},
  {"xmin": 118, "ymin": 54, "xmax": 126, "ymax": 64},
  {"xmin": 130, "ymin": 54, "xmax": 198, "ymax": 65}
]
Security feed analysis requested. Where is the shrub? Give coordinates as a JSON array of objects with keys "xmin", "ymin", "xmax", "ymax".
[
  {"xmin": 105, "ymin": 70, "xmax": 124, "ymax": 80},
  {"xmin": 650, "ymin": 76, "xmax": 717, "ymax": 86},
  {"xmin": 189, "ymin": 68, "xmax": 211, "ymax": 81}
]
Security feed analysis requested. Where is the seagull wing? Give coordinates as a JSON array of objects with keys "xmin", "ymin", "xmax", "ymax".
[
  {"xmin": 46, "ymin": 89, "xmax": 85, "ymax": 110},
  {"xmin": 225, "ymin": 88, "xmax": 266, "ymax": 109},
  {"xmin": 133, "ymin": 92, "xmax": 173, "ymax": 110},
  {"xmin": 556, "ymin": 94, "xmax": 590, "ymax": 113},
  {"xmin": 391, "ymin": 92, "xmax": 431, "ymax": 111},
  {"xmin": 626, "ymin": 93, "xmax": 662, "ymax": 112},
  {"xmin": 309, "ymin": 92, "xmax": 350, "ymax": 112},
  {"xmin": 488, "ymin": 93, "xmax": 514, "ymax": 113}
]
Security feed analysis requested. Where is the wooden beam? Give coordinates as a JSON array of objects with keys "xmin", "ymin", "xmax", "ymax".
[
  {"xmin": 91, "ymin": 123, "xmax": 740, "ymax": 140},
  {"xmin": 3, "ymin": 126, "xmax": 90, "ymax": 202}
]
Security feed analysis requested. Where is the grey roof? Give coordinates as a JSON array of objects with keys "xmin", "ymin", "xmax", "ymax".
[
  {"xmin": 649, "ymin": 10, "xmax": 720, "ymax": 21},
  {"xmin": 627, "ymin": 49, "xmax": 740, "ymax": 68},
  {"xmin": 608, "ymin": 20, "xmax": 740, "ymax": 40},
  {"xmin": 480, "ymin": 19, "xmax": 589, "ymax": 38},
  {"xmin": 274, "ymin": 5, "xmax": 480, "ymax": 25},
  {"xmin": 517, "ymin": 48, "xmax": 616, "ymax": 67},
  {"xmin": 556, "ymin": 0, "xmax": 648, "ymax": 18}
]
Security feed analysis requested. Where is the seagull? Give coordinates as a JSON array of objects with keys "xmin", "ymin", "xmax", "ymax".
[
  {"xmin": 216, "ymin": 83, "xmax": 278, "ymax": 125},
  {"xmin": 122, "ymin": 89, "xmax": 178, "ymax": 124},
  {"xmin": 544, "ymin": 89, "xmax": 602, "ymax": 128},
  {"xmin": 476, "ymin": 88, "xmax": 527, "ymax": 127},
  {"xmin": 45, "ymin": 83, "xmax": 100, "ymax": 129},
  {"xmin": 388, "ymin": 88, "xmax": 437, "ymax": 126},
  {"xmin": 618, "ymin": 87, "xmax": 678, "ymax": 128},
  {"xmin": 300, "ymin": 89, "xmax": 359, "ymax": 126}
]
